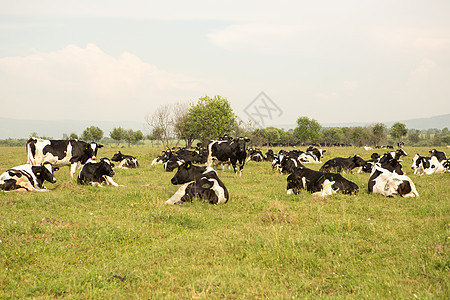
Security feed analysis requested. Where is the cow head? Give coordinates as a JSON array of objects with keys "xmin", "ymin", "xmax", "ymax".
[
  {"xmin": 33, "ymin": 162, "xmax": 57, "ymax": 184},
  {"xmin": 171, "ymin": 161, "xmax": 198, "ymax": 185},
  {"xmin": 286, "ymin": 171, "xmax": 304, "ymax": 195},
  {"xmin": 395, "ymin": 148, "xmax": 408, "ymax": 159},
  {"xmin": 83, "ymin": 143, "xmax": 103, "ymax": 162},
  {"xmin": 352, "ymin": 155, "xmax": 366, "ymax": 167},
  {"xmin": 98, "ymin": 158, "xmax": 115, "ymax": 176},
  {"xmin": 111, "ymin": 151, "xmax": 124, "ymax": 162},
  {"xmin": 234, "ymin": 137, "xmax": 250, "ymax": 152}
]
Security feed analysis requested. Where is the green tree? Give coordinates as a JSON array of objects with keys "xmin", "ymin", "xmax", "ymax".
[
  {"xmin": 408, "ymin": 129, "xmax": 420, "ymax": 144},
  {"xmin": 264, "ymin": 126, "xmax": 281, "ymax": 146},
  {"xmin": 133, "ymin": 130, "xmax": 144, "ymax": 145},
  {"xmin": 82, "ymin": 126, "xmax": 103, "ymax": 142},
  {"xmin": 69, "ymin": 133, "xmax": 79, "ymax": 140},
  {"xmin": 110, "ymin": 127, "xmax": 126, "ymax": 146},
  {"xmin": 390, "ymin": 122, "xmax": 408, "ymax": 142},
  {"xmin": 321, "ymin": 127, "xmax": 344, "ymax": 146},
  {"xmin": 185, "ymin": 95, "xmax": 236, "ymax": 144},
  {"xmin": 372, "ymin": 123, "xmax": 387, "ymax": 146},
  {"xmin": 293, "ymin": 116, "xmax": 322, "ymax": 143}
]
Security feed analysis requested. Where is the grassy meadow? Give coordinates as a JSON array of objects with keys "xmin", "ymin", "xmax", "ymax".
[{"xmin": 0, "ymin": 145, "xmax": 449, "ymax": 298}]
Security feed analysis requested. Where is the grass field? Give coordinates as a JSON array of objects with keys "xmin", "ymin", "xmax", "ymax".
[{"xmin": 1, "ymin": 145, "xmax": 449, "ymax": 298}]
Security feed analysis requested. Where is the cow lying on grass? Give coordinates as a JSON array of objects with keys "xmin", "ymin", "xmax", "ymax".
[
  {"xmin": 77, "ymin": 158, "xmax": 123, "ymax": 187},
  {"xmin": 368, "ymin": 165, "xmax": 419, "ymax": 198},
  {"xmin": 111, "ymin": 151, "xmax": 139, "ymax": 169},
  {"xmin": 411, "ymin": 154, "xmax": 446, "ymax": 175},
  {"xmin": 319, "ymin": 155, "xmax": 366, "ymax": 173},
  {"xmin": 0, "ymin": 163, "xmax": 57, "ymax": 192},
  {"xmin": 286, "ymin": 166, "xmax": 359, "ymax": 196},
  {"xmin": 167, "ymin": 161, "xmax": 229, "ymax": 204}
]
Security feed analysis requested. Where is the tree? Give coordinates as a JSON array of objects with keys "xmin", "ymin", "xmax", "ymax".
[
  {"xmin": 408, "ymin": 129, "xmax": 420, "ymax": 144},
  {"xmin": 69, "ymin": 133, "xmax": 79, "ymax": 140},
  {"xmin": 293, "ymin": 116, "xmax": 322, "ymax": 143},
  {"xmin": 145, "ymin": 104, "xmax": 173, "ymax": 149},
  {"xmin": 82, "ymin": 126, "xmax": 103, "ymax": 142},
  {"xmin": 321, "ymin": 127, "xmax": 344, "ymax": 146},
  {"xmin": 172, "ymin": 102, "xmax": 194, "ymax": 148},
  {"xmin": 390, "ymin": 122, "xmax": 408, "ymax": 142},
  {"xmin": 371, "ymin": 123, "xmax": 387, "ymax": 146},
  {"xmin": 185, "ymin": 95, "xmax": 236, "ymax": 145},
  {"xmin": 110, "ymin": 127, "xmax": 126, "ymax": 146}
]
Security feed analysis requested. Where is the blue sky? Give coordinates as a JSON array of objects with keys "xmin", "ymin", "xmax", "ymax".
[{"xmin": 1, "ymin": 0, "xmax": 449, "ymax": 126}]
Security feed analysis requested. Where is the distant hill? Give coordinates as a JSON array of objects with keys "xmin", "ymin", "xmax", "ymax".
[
  {"xmin": 276, "ymin": 114, "xmax": 450, "ymax": 131},
  {"xmin": 0, "ymin": 118, "xmax": 147, "ymax": 139},
  {"xmin": 0, "ymin": 113, "xmax": 449, "ymax": 139}
]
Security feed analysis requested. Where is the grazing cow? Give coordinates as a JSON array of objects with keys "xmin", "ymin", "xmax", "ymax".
[
  {"xmin": 0, "ymin": 163, "xmax": 57, "ymax": 192},
  {"xmin": 111, "ymin": 151, "xmax": 139, "ymax": 169},
  {"xmin": 207, "ymin": 137, "xmax": 250, "ymax": 177},
  {"xmin": 286, "ymin": 166, "xmax": 359, "ymax": 196},
  {"xmin": 319, "ymin": 155, "xmax": 366, "ymax": 173},
  {"xmin": 411, "ymin": 154, "xmax": 446, "ymax": 175},
  {"xmin": 26, "ymin": 138, "xmax": 103, "ymax": 178},
  {"xmin": 429, "ymin": 149, "xmax": 447, "ymax": 162},
  {"xmin": 77, "ymin": 158, "xmax": 122, "ymax": 187},
  {"xmin": 167, "ymin": 161, "xmax": 229, "ymax": 204},
  {"xmin": 368, "ymin": 165, "xmax": 418, "ymax": 197}
]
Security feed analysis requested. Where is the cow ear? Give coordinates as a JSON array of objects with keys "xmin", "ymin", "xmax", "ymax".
[
  {"xmin": 185, "ymin": 161, "xmax": 192, "ymax": 169},
  {"xmin": 111, "ymin": 163, "xmax": 115, "ymax": 167},
  {"xmin": 245, "ymin": 137, "xmax": 250, "ymax": 142},
  {"xmin": 98, "ymin": 144, "xmax": 104, "ymax": 148},
  {"xmin": 54, "ymin": 167, "xmax": 59, "ymax": 171},
  {"xmin": 201, "ymin": 181, "xmax": 214, "ymax": 189}
]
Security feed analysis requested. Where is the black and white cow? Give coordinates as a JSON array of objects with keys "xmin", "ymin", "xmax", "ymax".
[
  {"xmin": 26, "ymin": 138, "xmax": 103, "ymax": 178},
  {"xmin": 167, "ymin": 161, "xmax": 229, "ymax": 204},
  {"xmin": 297, "ymin": 146, "xmax": 325, "ymax": 163},
  {"xmin": 207, "ymin": 137, "xmax": 250, "ymax": 177},
  {"xmin": 368, "ymin": 165, "xmax": 418, "ymax": 197},
  {"xmin": 279, "ymin": 156, "xmax": 303, "ymax": 174},
  {"xmin": 176, "ymin": 148, "xmax": 207, "ymax": 164},
  {"xmin": 265, "ymin": 149, "xmax": 275, "ymax": 162},
  {"xmin": 286, "ymin": 166, "xmax": 359, "ymax": 196},
  {"xmin": 319, "ymin": 155, "xmax": 366, "ymax": 173},
  {"xmin": 164, "ymin": 155, "xmax": 185, "ymax": 172},
  {"xmin": 411, "ymin": 154, "xmax": 446, "ymax": 175},
  {"xmin": 77, "ymin": 158, "xmax": 122, "ymax": 187},
  {"xmin": 429, "ymin": 149, "xmax": 447, "ymax": 162},
  {"xmin": 111, "ymin": 151, "xmax": 139, "ymax": 169},
  {"xmin": 0, "ymin": 163, "xmax": 57, "ymax": 192},
  {"xmin": 385, "ymin": 148, "xmax": 408, "ymax": 161},
  {"xmin": 247, "ymin": 148, "xmax": 264, "ymax": 162}
]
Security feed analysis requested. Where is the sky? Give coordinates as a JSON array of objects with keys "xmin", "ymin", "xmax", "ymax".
[{"xmin": 1, "ymin": 0, "xmax": 449, "ymax": 128}]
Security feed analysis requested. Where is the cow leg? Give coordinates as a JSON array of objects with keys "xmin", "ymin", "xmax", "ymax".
[
  {"xmin": 103, "ymin": 176, "xmax": 121, "ymax": 187},
  {"xmin": 70, "ymin": 163, "xmax": 78, "ymax": 178},
  {"xmin": 166, "ymin": 182, "xmax": 191, "ymax": 204}
]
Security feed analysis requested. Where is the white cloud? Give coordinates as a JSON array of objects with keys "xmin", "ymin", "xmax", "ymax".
[{"xmin": 0, "ymin": 44, "xmax": 204, "ymax": 120}]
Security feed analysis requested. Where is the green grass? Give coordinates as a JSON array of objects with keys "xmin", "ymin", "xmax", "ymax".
[{"xmin": 1, "ymin": 146, "xmax": 449, "ymax": 298}]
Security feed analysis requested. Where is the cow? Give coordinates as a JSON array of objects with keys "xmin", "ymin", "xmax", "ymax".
[
  {"xmin": 26, "ymin": 138, "xmax": 103, "ymax": 178},
  {"xmin": 265, "ymin": 149, "xmax": 275, "ymax": 162},
  {"xmin": 207, "ymin": 137, "xmax": 250, "ymax": 177},
  {"xmin": 368, "ymin": 165, "xmax": 419, "ymax": 198},
  {"xmin": 164, "ymin": 155, "xmax": 185, "ymax": 172},
  {"xmin": 279, "ymin": 156, "xmax": 303, "ymax": 174},
  {"xmin": 286, "ymin": 166, "xmax": 359, "ymax": 196},
  {"xmin": 111, "ymin": 151, "xmax": 139, "ymax": 169},
  {"xmin": 319, "ymin": 155, "xmax": 366, "ymax": 173},
  {"xmin": 77, "ymin": 158, "xmax": 122, "ymax": 187},
  {"xmin": 0, "ymin": 163, "xmax": 57, "ymax": 192},
  {"xmin": 429, "ymin": 149, "xmax": 447, "ymax": 162},
  {"xmin": 385, "ymin": 149, "xmax": 408, "ymax": 161},
  {"xmin": 411, "ymin": 154, "xmax": 446, "ymax": 175},
  {"xmin": 176, "ymin": 148, "xmax": 207, "ymax": 164},
  {"xmin": 298, "ymin": 146, "xmax": 325, "ymax": 163},
  {"xmin": 167, "ymin": 161, "xmax": 229, "ymax": 204},
  {"xmin": 247, "ymin": 148, "xmax": 264, "ymax": 162}
]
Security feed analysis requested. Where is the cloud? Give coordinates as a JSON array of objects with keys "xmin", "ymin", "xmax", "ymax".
[
  {"xmin": 208, "ymin": 23, "xmax": 302, "ymax": 54},
  {"xmin": 0, "ymin": 44, "xmax": 204, "ymax": 120}
]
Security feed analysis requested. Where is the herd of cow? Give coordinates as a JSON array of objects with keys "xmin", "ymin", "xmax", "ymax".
[{"xmin": 1, "ymin": 136, "xmax": 449, "ymax": 204}]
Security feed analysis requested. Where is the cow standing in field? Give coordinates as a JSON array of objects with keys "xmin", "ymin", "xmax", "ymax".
[
  {"xmin": 111, "ymin": 151, "xmax": 139, "ymax": 169},
  {"xmin": 26, "ymin": 138, "xmax": 103, "ymax": 178},
  {"xmin": 167, "ymin": 161, "xmax": 229, "ymax": 204},
  {"xmin": 207, "ymin": 137, "xmax": 250, "ymax": 177},
  {"xmin": 0, "ymin": 163, "xmax": 57, "ymax": 192}
]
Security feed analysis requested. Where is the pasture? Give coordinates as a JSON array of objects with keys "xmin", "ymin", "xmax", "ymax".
[{"xmin": 1, "ymin": 145, "xmax": 448, "ymax": 298}]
